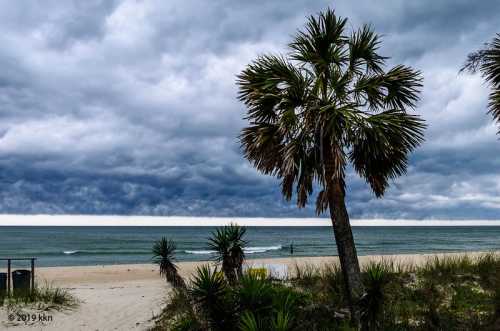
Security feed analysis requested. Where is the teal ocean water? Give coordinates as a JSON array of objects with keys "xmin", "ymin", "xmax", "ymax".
[{"xmin": 0, "ymin": 226, "xmax": 499, "ymax": 267}]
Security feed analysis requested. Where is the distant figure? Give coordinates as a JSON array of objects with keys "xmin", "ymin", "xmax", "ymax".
[{"xmin": 290, "ymin": 242, "xmax": 294, "ymax": 255}]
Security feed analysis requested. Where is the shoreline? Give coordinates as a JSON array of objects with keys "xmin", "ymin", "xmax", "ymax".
[
  {"xmin": 33, "ymin": 250, "xmax": 498, "ymax": 285},
  {"xmin": 10, "ymin": 248, "xmax": 499, "ymax": 270}
]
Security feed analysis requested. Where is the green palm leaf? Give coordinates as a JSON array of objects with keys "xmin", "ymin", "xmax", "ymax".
[{"xmin": 462, "ymin": 33, "xmax": 500, "ymax": 132}]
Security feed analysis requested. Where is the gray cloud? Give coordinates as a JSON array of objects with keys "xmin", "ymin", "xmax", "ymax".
[{"xmin": 0, "ymin": 0, "xmax": 499, "ymax": 219}]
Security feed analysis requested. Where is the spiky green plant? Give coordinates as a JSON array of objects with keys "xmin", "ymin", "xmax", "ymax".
[
  {"xmin": 151, "ymin": 288, "xmax": 201, "ymax": 331},
  {"xmin": 238, "ymin": 273, "xmax": 275, "ymax": 315},
  {"xmin": 190, "ymin": 265, "xmax": 234, "ymax": 331},
  {"xmin": 208, "ymin": 224, "xmax": 247, "ymax": 283},
  {"xmin": 152, "ymin": 237, "xmax": 186, "ymax": 289},
  {"xmin": 360, "ymin": 262, "xmax": 392, "ymax": 331},
  {"xmin": 462, "ymin": 34, "xmax": 500, "ymax": 133},
  {"xmin": 239, "ymin": 311, "xmax": 262, "ymax": 331},
  {"xmin": 237, "ymin": 8, "xmax": 425, "ymax": 322},
  {"xmin": 272, "ymin": 310, "xmax": 292, "ymax": 331}
]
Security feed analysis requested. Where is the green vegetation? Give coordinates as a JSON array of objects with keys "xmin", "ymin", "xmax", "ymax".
[
  {"xmin": 0, "ymin": 283, "xmax": 78, "ymax": 310},
  {"xmin": 152, "ymin": 226, "xmax": 500, "ymax": 331},
  {"xmin": 153, "ymin": 237, "xmax": 186, "ymax": 289},
  {"xmin": 236, "ymin": 7, "xmax": 425, "ymax": 324},
  {"xmin": 207, "ymin": 224, "xmax": 247, "ymax": 283},
  {"xmin": 462, "ymin": 33, "xmax": 500, "ymax": 132}
]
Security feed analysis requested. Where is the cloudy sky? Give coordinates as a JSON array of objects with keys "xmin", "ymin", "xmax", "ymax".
[{"xmin": 0, "ymin": 0, "xmax": 499, "ymax": 219}]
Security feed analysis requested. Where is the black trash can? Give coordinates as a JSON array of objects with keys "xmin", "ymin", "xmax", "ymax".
[
  {"xmin": 0, "ymin": 272, "xmax": 6, "ymax": 296},
  {"xmin": 12, "ymin": 270, "xmax": 31, "ymax": 295},
  {"xmin": 0, "ymin": 273, "xmax": 6, "ymax": 292},
  {"xmin": 0, "ymin": 272, "xmax": 6, "ymax": 304}
]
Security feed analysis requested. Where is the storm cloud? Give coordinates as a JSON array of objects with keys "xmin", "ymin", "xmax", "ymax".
[{"xmin": 0, "ymin": 0, "xmax": 499, "ymax": 219}]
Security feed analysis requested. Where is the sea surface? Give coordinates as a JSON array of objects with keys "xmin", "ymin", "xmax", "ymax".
[{"xmin": 0, "ymin": 226, "xmax": 500, "ymax": 267}]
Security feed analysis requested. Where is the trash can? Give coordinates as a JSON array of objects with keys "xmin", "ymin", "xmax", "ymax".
[
  {"xmin": 12, "ymin": 270, "xmax": 31, "ymax": 295},
  {"xmin": 0, "ymin": 273, "xmax": 6, "ymax": 292},
  {"xmin": 0, "ymin": 272, "xmax": 5, "ymax": 304}
]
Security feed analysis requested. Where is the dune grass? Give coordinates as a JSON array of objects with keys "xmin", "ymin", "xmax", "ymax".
[
  {"xmin": 152, "ymin": 252, "xmax": 500, "ymax": 331},
  {"xmin": 0, "ymin": 283, "xmax": 78, "ymax": 311}
]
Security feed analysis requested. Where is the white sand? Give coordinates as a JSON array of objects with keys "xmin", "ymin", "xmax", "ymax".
[{"xmin": 0, "ymin": 251, "xmax": 495, "ymax": 330}]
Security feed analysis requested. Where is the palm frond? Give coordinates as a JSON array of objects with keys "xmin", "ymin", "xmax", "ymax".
[
  {"xmin": 348, "ymin": 110, "xmax": 426, "ymax": 196},
  {"xmin": 382, "ymin": 65, "xmax": 423, "ymax": 110},
  {"xmin": 349, "ymin": 24, "xmax": 386, "ymax": 74},
  {"xmin": 462, "ymin": 33, "xmax": 500, "ymax": 132},
  {"xmin": 289, "ymin": 8, "xmax": 348, "ymax": 70}
]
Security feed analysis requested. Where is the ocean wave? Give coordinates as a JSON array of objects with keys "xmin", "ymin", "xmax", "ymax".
[
  {"xmin": 184, "ymin": 245, "xmax": 282, "ymax": 255},
  {"xmin": 184, "ymin": 250, "xmax": 215, "ymax": 255},
  {"xmin": 61, "ymin": 250, "xmax": 149, "ymax": 256},
  {"xmin": 245, "ymin": 245, "xmax": 282, "ymax": 254}
]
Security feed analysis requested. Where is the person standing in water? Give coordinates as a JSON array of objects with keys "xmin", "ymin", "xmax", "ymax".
[{"xmin": 290, "ymin": 241, "xmax": 294, "ymax": 255}]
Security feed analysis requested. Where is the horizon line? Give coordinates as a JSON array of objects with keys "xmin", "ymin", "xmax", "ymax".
[{"xmin": 0, "ymin": 214, "xmax": 499, "ymax": 226}]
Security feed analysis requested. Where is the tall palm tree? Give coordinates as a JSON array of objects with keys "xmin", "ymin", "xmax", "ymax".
[
  {"xmin": 237, "ymin": 8, "xmax": 425, "ymax": 321},
  {"xmin": 152, "ymin": 237, "xmax": 186, "ymax": 289},
  {"xmin": 462, "ymin": 34, "xmax": 500, "ymax": 132},
  {"xmin": 208, "ymin": 224, "xmax": 247, "ymax": 283}
]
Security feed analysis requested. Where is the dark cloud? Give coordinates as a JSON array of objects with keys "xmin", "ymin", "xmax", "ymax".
[{"xmin": 0, "ymin": 0, "xmax": 499, "ymax": 219}]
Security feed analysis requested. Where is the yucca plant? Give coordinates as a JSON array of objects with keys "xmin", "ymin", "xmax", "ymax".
[
  {"xmin": 152, "ymin": 237, "xmax": 186, "ymax": 289},
  {"xmin": 360, "ymin": 263, "xmax": 391, "ymax": 331},
  {"xmin": 462, "ymin": 34, "xmax": 500, "ymax": 133},
  {"xmin": 238, "ymin": 273, "xmax": 275, "ymax": 316},
  {"xmin": 237, "ymin": 8, "xmax": 425, "ymax": 323},
  {"xmin": 208, "ymin": 224, "xmax": 247, "ymax": 283},
  {"xmin": 190, "ymin": 265, "xmax": 234, "ymax": 331},
  {"xmin": 272, "ymin": 310, "xmax": 292, "ymax": 331},
  {"xmin": 239, "ymin": 311, "xmax": 263, "ymax": 331}
]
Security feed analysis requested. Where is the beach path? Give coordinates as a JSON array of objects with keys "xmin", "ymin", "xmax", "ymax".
[{"xmin": 0, "ymin": 264, "xmax": 168, "ymax": 331}]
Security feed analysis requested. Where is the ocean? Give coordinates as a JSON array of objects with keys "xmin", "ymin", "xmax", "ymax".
[{"xmin": 1, "ymin": 226, "xmax": 500, "ymax": 267}]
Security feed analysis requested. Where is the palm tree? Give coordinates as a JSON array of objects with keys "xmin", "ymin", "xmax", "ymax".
[
  {"xmin": 237, "ymin": 8, "xmax": 425, "ymax": 322},
  {"xmin": 152, "ymin": 237, "xmax": 186, "ymax": 289},
  {"xmin": 462, "ymin": 34, "xmax": 500, "ymax": 132},
  {"xmin": 208, "ymin": 224, "xmax": 247, "ymax": 283}
]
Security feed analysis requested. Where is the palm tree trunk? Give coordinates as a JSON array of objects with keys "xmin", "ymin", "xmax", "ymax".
[{"xmin": 327, "ymin": 179, "xmax": 364, "ymax": 325}]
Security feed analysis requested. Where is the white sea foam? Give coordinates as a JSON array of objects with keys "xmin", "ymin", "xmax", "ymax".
[
  {"xmin": 184, "ymin": 250, "xmax": 214, "ymax": 255},
  {"xmin": 63, "ymin": 250, "xmax": 79, "ymax": 255},
  {"xmin": 245, "ymin": 245, "xmax": 282, "ymax": 254},
  {"xmin": 185, "ymin": 245, "xmax": 283, "ymax": 255}
]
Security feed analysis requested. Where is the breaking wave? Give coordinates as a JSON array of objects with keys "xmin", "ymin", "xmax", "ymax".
[{"xmin": 184, "ymin": 245, "xmax": 282, "ymax": 255}]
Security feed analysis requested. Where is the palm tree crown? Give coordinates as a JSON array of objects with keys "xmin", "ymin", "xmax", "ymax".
[
  {"xmin": 237, "ymin": 8, "xmax": 425, "ymax": 212},
  {"xmin": 462, "ymin": 33, "xmax": 500, "ymax": 132}
]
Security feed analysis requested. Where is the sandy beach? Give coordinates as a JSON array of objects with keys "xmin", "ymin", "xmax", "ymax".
[{"xmin": 0, "ymin": 251, "xmax": 495, "ymax": 330}]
